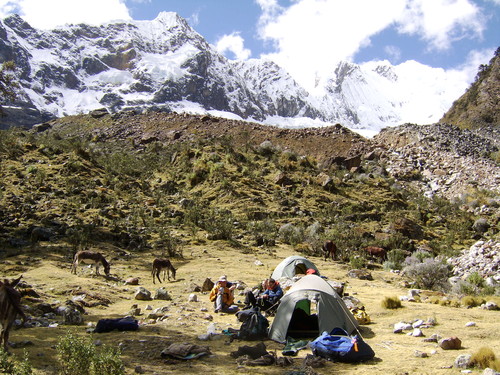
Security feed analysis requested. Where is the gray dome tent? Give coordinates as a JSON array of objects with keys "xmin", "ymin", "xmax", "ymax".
[
  {"xmin": 271, "ymin": 255, "xmax": 320, "ymax": 280},
  {"xmin": 268, "ymin": 275, "xmax": 359, "ymax": 343}
]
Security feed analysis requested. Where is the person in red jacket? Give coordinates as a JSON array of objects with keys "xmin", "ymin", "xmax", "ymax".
[{"xmin": 244, "ymin": 278, "xmax": 283, "ymax": 311}]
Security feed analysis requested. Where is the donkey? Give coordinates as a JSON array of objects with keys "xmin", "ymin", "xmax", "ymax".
[
  {"xmin": 71, "ymin": 251, "xmax": 110, "ymax": 277},
  {"xmin": 0, "ymin": 276, "xmax": 26, "ymax": 352},
  {"xmin": 322, "ymin": 240, "xmax": 337, "ymax": 261},
  {"xmin": 152, "ymin": 258, "xmax": 176, "ymax": 284},
  {"xmin": 365, "ymin": 246, "xmax": 387, "ymax": 261}
]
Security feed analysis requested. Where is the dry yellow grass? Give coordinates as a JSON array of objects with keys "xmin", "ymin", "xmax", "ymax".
[{"xmin": 2, "ymin": 241, "xmax": 500, "ymax": 375}]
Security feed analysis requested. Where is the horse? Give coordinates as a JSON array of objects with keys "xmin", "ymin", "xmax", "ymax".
[
  {"xmin": 322, "ymin": 240, "xmax": 337, "ymax": 261},
  {"xmin": 0, "ymin": 276, "xmax": 26, "ymax": 352},
  {"xmin": 365, "ymin": 246, "xmax": 387, "ymax": 261},
  {"xmin": 152, "ymin": 258, "xmax": 176, "ymax": 284},
  {"xmin": 71, "ymin": 251, "xmax": 110, "ymax": 277}
]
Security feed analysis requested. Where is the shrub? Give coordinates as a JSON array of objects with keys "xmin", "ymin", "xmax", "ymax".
[
  {"xmin": 278, "ymin": 223, "xmax": 304, "ymax": 246},
  {"xmin": 383, "ymin": 249, "xmax": 408, "ymax": 270},
  {"xmin": 402, "ymin": 258, "xmax": 451, "ymax": 291},
  {"xmin": 461, "ymin": 296, "xmax": 486, "ymax": 308},
  {"xmin": 467, "ymin": 272, "xmax": 485, "ymax": 288},
  {"xmin": 349, "ymin": 255, "xmax": 366, "ymax": 270},
  {"xmin": 247, "ymin": 219, "xmax": 277, "ymax": 246},
  {"xmin": 202, "ymin": 208, "xmax": 235, "ymax": 240},
  {"xmin": 381, "ymin": 296, "xmax": 402, "ymax": 309},
  {"xmin": 470, "ymin": 347, "xmax": 500, "ymax": 371},
  {"xmin": 57, "ymin": 331, "xmax": 124, "ymax": 375},
  {"xmin": 0, "ymin": 348, "xmax": 33, "ymax": 375}
]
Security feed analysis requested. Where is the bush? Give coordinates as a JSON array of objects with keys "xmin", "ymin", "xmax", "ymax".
[
  {"xmin": 349, "ymin": 255, "xmax": 366, "ymax": 269},
  {"xmin": 402, "ymin": 258, "xmax": 451, "ymax": 291},
  {"xmin": 57, "ymin": 331, "xmax": 124, "ymax": 375},
  {"xmin": 0, "ymin": 348, "xmax": 33, "ymax": 375},
  {"xmin": 461, "ymin": 296, "xmax": 486, "ymax": 308},
  {"xmin": 381, "ymin": 296, "xmax": 402, "ymax": 309},
  {"xmin": 470, "ymin": 347, "xmax": 500, "ymax": 371},
  {"xmin": 467, "ymin": 272, "xmax": 485, "ymax": 288},
  {"xmin": 278, "ymin": 223, "xmax": 304, "ymax": 246},
  {"xmin": 383, "ymin": 249, "xmax": 408, "ymax": 270}
]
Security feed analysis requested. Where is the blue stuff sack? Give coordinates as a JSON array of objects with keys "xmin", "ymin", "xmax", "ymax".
[{"xmin": 309, "ymin": 328, "xmax": 375, "ymax": 362}]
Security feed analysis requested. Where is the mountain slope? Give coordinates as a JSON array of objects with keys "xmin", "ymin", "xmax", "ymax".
[{"xmin": 441, "ymin": 48, "xmax": 500, "ymax": 129}]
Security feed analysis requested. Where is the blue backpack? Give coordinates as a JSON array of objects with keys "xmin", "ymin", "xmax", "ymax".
[{"xmin": 310, "ymin": 328, "xmax": 375, "ymax": 362}]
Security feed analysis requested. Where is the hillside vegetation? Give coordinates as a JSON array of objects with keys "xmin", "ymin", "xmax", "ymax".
[
  {"xmin": 441, "ymin": 47, "xmax": 500, "ymax": 130},
  {"xmin": 1, "ymin": 111, "xmax": 499, "ymax": 375},
  {"xmin": 1, "ymin": 112, "xmax": 493, "ymax": 260}
]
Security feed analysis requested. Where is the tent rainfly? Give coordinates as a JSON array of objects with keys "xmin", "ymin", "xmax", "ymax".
[
  {"xmin": 271, "ymin": 255, "xmax": 320, "ymax": 280},
  {"xmin": 268, "ymin": 275, "xmax": 359, "ymax": 343}
]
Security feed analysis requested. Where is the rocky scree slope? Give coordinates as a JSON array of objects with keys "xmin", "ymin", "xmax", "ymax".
[{"xmin": 372, "ymin": 122, "xmax": 500, "ymax": 202}]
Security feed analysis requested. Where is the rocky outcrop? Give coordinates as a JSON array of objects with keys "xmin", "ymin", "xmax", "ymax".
[
  {"xmin": 373, "ymin": 123, "xmax": 500, "ymax": 200},
  {"xmin": 447, "ymin": 240, "xmax": 500, "ymax": 282}
]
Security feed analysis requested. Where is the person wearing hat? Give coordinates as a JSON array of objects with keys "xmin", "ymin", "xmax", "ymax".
[{"xmin": 209, "ymin": 275, "xmax": 238, "ymax": 313}]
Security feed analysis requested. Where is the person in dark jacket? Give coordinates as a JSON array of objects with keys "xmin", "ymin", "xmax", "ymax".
[{"xmin": 244, "ymin": 278, "xmax": 283, "ymax": 310}]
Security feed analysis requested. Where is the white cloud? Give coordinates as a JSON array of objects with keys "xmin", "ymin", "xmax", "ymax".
[
  {"xmin": 0, "ymin": 0, "xmax": 131, "ymax": 29},
  {"xmin": 397, "ymin": 0, "xmax": 485, "ymax": 50},
  {"xmin": 256, "ymin": 0, "xmax": 488, "ymax": 91},
  {"xmin": 385, "ymin": 45, "xmax": 402, "ymax": 62},
  {"xmin": 215, "ymin": 32, "xmax": 251, "ymax": 60},
  {"xmin": 188, "ymin": 11, "xmax": 199, "ymax": 27},
  {"xmin": 257, "ymin": 0, "xmax": 407, "ymax": 90}
]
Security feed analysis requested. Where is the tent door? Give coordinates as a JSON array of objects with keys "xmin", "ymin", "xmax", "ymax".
[{"xmin": 286, "ymin": 299, "xmax": 319, "ymax": 339}]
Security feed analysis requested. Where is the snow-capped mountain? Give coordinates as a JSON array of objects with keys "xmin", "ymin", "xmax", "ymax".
[{"xmin": 0, "ymin": 12, "xmax": 463, "ymax": 134}]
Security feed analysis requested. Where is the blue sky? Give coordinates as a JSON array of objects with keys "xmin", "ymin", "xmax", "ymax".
[{"xmin": 0, "ymin": 0, "xmax": 498, "ymax": 91}]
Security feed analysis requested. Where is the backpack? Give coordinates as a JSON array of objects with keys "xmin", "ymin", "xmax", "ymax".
[
  {"xmin": 237, "ymin": 308, "xmax": 269, "ymax": 340},
  {"xmin": 310, "ymin": 328, "xmax": 375, "ymax": 362}
]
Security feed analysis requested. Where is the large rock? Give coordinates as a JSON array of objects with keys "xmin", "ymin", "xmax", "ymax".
[
  {"xmin": 154, "ymin": 287, "xmax": 172, "ymax": 301},
  {"xmin": 134, "ymin": 287, "xmax": 152, "ymax": 301},
  {"xmin": 439, "ymin": 337, "xmax": 461, "ymax": 350}
]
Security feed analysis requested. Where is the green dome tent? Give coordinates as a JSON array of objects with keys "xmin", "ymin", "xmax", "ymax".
[
  {"xmin": 268, "ymin": 275, "xmax": 359, "ymax": 343},
  {"xmin": 271, "ymin": 255, "xmax": 320, "ymax": 280}
]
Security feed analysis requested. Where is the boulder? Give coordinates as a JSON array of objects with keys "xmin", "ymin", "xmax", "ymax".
[
  {"xmin": 347, "ymin": 269, "xmax": 373, "ymax": 280},
  {"xmin": 454, "ymin": 354, "xmax": 472, "ymax": 368},
  {"xmin": 154, "ymin": 287, "xmax": 172, "ymax": 301},
  {"xmin": 134, "ymin": 287, "xmax": 152, "ymax": 301},
  {"xmin": 125, "ymin": 277, "xmax": 139, "ymax": 285},
  {"xmin": 439, "ymin": 337, "xmax": 461, "ymax": 350}
]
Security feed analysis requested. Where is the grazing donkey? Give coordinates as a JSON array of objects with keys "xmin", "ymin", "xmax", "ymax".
[
  {"xmin": 0, "ymin": 276, "xmax": 26, "ymax": 352},
  {"xmin": 152, "ymin": 258, "xmax": 176, "ymax": 284},
  {"xmin": 71, "ymin": 251, "xmax": 110, "ymax": 277},
  {"xmin": 365, "ymin": 246, "xmax": 387, "ymax": 261},
  {"xmin": 322, "ymin": 240, "xmax": 337, "ymax": 261}
]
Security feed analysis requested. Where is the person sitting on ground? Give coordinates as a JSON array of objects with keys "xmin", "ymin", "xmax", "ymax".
[
  {"xmin": 244, "ymin": 278, "xmax": 283, "ymax": 311},
  {"xmin": 209, "ymin": 275, "xmax": 239, "ymax": 313}
]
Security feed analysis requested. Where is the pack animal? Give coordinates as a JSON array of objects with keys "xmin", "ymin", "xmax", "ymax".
[
  {"xmin": 152, "ymin": 258, "xmax": 176, "ymax": 284},
  {"xmin": 322, "ymin": 240, "xmax": 337, "ymax": 261},
  {"xmin": 71, "ymin": 251, "xmax": 110, "ymax": 277},
  {"xmin": 365, "ymin": 246, "xmax": 387, "ymax": 261},
  {"xmin": 0, "ymin": 276, "xmax": 26, "ymax": 352}
]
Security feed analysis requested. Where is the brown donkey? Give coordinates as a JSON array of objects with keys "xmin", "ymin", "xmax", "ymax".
[
  {"xmin": 322, "ymin": 240, "xmax": 337, "ymax": 261},
  {"xmin": 0, "ymin": 276, "xmax": 26, "ymax": 352},
  {"xmin": 152, "ymin": 258, "xmax": 176, "ymax": 284},
  {"xmin": 71, "ymin": 251, "xmax": 110, "ymax": 277}
]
